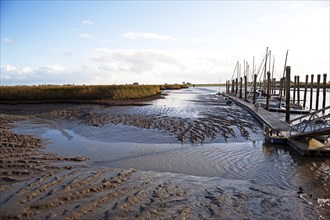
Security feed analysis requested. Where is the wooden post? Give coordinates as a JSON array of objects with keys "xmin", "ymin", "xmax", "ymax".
[
  {"xmin": 310, "ymin": 74, "xmax": 314, "ymax": 110},
  {"xmin": 278, "ymin": 77, "xmax": 284, "ymax": 108},
  {"xmin": 279, "ymin": 77, "xmax": 283, "ymax": 97},
  {"xmin": 266, "ymin": 71, "xmax": 271, "ymax": 111},
  {"xmin": 228, "ymin": 80, "xmax": 231, "ymax": 94},
  {"xmin": 297, "ymin": 75, "xmax": 300, "ymax": 105},
  {"xmin": 253, "ymin": 74, "xmax": 257, "ymax": 104},
  {"xmin": 244, "ymin": 75, "xmax": 247, "ymax": 101},
  {"xmin": 285, "ymin": 66, "xmax": 291, "ymax": 122},
  {"xmin": 283, "ymin": 77, "xmax": 286, "ymax": 96},
  {"xmin": 235, "ymin": 78, "xmax": 238, "ymax": 96},
  {"xmin": 239, "ymin": 77, "xmax": 243, "ymax": 99},
  {"xmin": 303, "ymin": 75, "xmax": 309, "ymax": 108},
  {"xmin": 232, "ymin": 79, "xmax": 235, "ymax": 95},
  {"xmin": 271, "ymin": 55, "xmax": 275, "ymax": 94},
  {"xmin": 316, "ymin": 74, "xmax": 321, "ymax": 110},
  {"xmin": 293, "ymin": 76, "xmax": 296, "ymax": 104},
  {"xmin": 322, "ymin": 73, "xmax": 327, "ymax": 114}
]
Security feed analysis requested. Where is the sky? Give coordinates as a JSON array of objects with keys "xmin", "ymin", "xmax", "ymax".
[{"xmin": 1, "ymin": 1, "xmax": 329, "ymax": 85}]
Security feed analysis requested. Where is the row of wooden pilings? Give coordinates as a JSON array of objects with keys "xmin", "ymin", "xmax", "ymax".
[{"xmin": 225, "ymin": 67, "xmax": 328, "ymax": 122}]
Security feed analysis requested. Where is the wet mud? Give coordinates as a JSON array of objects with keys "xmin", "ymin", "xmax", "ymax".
[
  {"xmin": 45, "ymin": 93, "xmax": 261, "ymax": 144},
  {"xmin": 1, "ymin": 87, "xmax": 329, "ymax": 219}
]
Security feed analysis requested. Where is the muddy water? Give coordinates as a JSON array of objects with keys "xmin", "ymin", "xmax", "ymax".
[{"xmin": 13, "ymin": 87, "xmax": 330, "ymax": 218}]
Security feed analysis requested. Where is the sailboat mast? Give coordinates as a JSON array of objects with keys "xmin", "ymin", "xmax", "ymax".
[
  {"xmin": 271, "ymin": 55, "xmax": 275, "ymax": 94},
  {"xmin": 282, "ymin": 50, "xmax": 289, "ymax": 78},
  {"xmin": 263, "ymin": 47, "xmax": 268, "ymax": 92}
]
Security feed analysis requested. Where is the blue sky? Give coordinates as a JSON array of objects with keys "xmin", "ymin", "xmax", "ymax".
[{"xmin": 1, "ymin": 1, "xmax": 329, "ymax": 85}]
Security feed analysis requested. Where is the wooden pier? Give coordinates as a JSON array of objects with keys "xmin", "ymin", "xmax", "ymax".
[
  {"xmin": 225, "ymin": 57, "xmax": 329, "ymax": 157},
  {"xmin": 226, "ymin": 95, "xmax": 330, "ymax": 157}
]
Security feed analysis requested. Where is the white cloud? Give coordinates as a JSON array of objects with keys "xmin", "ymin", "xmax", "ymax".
[
  {"xmin": 0, "ymin": 64, "xmax": 82, "ymax": 85},
  {"xmin": 88, "ymin": 48, "xmax": 228, "ymax": 84},
  {"xmin": 77, "ymin": 33, "xmax": 93, "ymax": 39},
  {"xmin": 0, "ymin": 48, "xmax": 231, "ymax": 85},
  {"xmin": 62, "ymin": 51, "xmax": 73, "ymax": 56},
  {"xmin": 3, "ymin": 37, "xmax": 13, "ymax": 44},
  {"xmin": 121, "ymin": 32, "xmax": 213, "ymax": 43},
  {"xmin": 122, "ymin": 32, "xmax": 177, "ymax": 41},
  {"xmin": 82, "ymin": 20, "xmax": 93, "ymax": 26}
]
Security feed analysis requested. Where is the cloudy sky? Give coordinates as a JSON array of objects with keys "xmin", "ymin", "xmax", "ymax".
[{"xmin": 1, "ymin": 1, "xmax": 329, "ymax": 85}]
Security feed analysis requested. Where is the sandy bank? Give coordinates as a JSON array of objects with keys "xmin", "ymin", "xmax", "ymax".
[{"xmin": 0, "ymin": 114, "xmax": 321, "ymax": 220}]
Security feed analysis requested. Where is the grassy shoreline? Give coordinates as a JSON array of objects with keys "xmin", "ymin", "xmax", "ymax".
[{"xmin": 0, "ymin": 85, "xmax": 161, "ymax": 102}]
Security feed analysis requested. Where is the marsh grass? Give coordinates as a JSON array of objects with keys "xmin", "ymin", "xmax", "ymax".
[{"xmin": 0, "ymin": 85, "xmax": 161, "ymax": 101}]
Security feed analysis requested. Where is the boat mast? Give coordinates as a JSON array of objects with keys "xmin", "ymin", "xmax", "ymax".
[
  {"xmin": 271, "ymin": 55, "xmax": 275, "ymax": 94},
  {"xmin": 263, "ymin": 47, "xmax": 268, "ymax": 92}
]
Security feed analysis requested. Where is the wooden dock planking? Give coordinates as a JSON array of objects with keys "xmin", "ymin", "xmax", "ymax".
[
  {"xmin": 226, "ymin": 95, "xmax": 329, "ymax": 156},
  {"xmin": 229, "ymin": 96, "xmax": 291, "ymax": 131}
]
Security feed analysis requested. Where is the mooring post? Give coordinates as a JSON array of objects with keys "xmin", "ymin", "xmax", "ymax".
[
  {"xmin": 297, "ymin": 75, "xmax": 300, "ymax": 105},
  {"xmin": 316, "ymin": 74, "xmax": 321, "ymax": 111},
  {"xmin": 266, "ymin": 71, "xmax": 271, "ymax": 110},
  {"xmin": 253, "ymin": 74, "xmax": 257, "ymax": 104},
  {"xmin": 310, "ymin": 74, "xmax": 314, "ymax": 110},
  {"xmin": 228, "ymin": 80, "xmax": 231, "ymax": 94},
  {"xmin": 239, "ymin": 77, "xmax": 243, "ymax": 99},
  {"xmin": 279, "ymin": 77, "xmax": 283, "ymax": 97},
  {"xmin": 303, "ymin": 75, "xmax": 308, "ymax": 108},
  {"xmin": 231, "ymin": 79, "xmax": 235, "ymax": 95},
  {"xmin": 293, "ymin": 76, "xmax": 296, "ymax": 104},
  {"xmin": 322, "ymin": 73, "xmax": 327, "ymax": 114},
  {"xmin": 244, "ymin": 75, "xmax": 247, "ymax": 101},
  {"xmin": 283, "ymin": 77, "xmax": 286, "ymax": 96},
  {"xmin": 235, "ymin": 78, "xmax": 238, "ymax": 97},
  {"xmin": 285, "ymin": 66, "xmax": 291, "ymax": 123},
  {"xmin": 278, "ymin": 77, "xmax": 284, "ymax": 108}
]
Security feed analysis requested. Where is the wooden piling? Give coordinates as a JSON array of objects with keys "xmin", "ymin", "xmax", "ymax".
[
  {"xmin": 244, "ymin": 75, "xmax": 247, "ymax": 101},
  {"xmin": 285, "ymin": 66, "xmax": 291, "ymax": 122},
  {"xmin": 266, "ymin": 71, "xmax": 271, "ymax": 110},
  {"xmin": 322, "ymin": 73, "xmax": 327, "ymax": 114},
  {"xmin": 310, "ymin": 74, "xmax": 314, "ymax": 110},
  {"xmin": 235, "ymin": 78, "xmax": 238, "ymax": 96},
  {"xmin": 232, "ymin": 79, "xmax": 235, "ymax": 95},
  {"xmin": 297, "ymin": 75, "xmax": 300, "ymax": 104},
  {"xmin": 229, "ymin": 80, "xmax": 231, "ymax": 94},
  {"xmin": 253, "ymin": 74, "xmax": 257, "ymax": 104},
  {"xmin": 278, "ymin": 77, "xmax": 284, "ymax": 108},
  {"xmin": 279, "ymin": 77, "xmax": 283, "ymax": 97},
  {"xmin": 239, "ymin": 77, "xmax": 243, "ymax": 99},
  {"xmin": 303, "ymin": 75, "xmax": 309, "ymax": 108},
  {"xmin": 293, "ymin": 76, "xmax": 296, "ymax": 104},
  {"xmin": 316, "ymin": 74, "xmax": 321, "ymax": 111}
]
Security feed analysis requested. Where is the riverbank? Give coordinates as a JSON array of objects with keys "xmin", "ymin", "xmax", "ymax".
[
  {"xmin": 1, "ymin": 87, "xmax": 329, "ymax": 219},
  {"xmin": 0, "ymin": 114, "xmax": 320, "ymax": 219},
  {"xmin": 0, "ymin": 85, "xmax": 161, "ymax": 103}
]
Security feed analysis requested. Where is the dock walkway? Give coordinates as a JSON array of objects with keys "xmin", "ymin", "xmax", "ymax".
[
  {"xmin": 226, "ymin": 95, "xmax": 330, "ymax": 156},
  {"xmin": 228, "ymin": 96, "xmax": 291, "ymax": 131}
]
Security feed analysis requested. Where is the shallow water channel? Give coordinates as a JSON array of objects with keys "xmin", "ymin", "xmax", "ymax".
[{"xmin": 13, "ymin": 87, "xmax": 330, "ymax": 218}]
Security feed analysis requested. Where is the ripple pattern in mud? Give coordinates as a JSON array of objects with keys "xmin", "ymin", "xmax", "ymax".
[
  {"xmin": 48, "ymin": 103, "xmax": 261, "ymax": 144},
  {"xmin": 0, "ymin": 167, "xmax": 317, "ymax": 220}
]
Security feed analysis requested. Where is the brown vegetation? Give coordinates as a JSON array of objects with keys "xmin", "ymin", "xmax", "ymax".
[{"xmin": 0, "ymin": 85, "xmax": 161, "ymax": 101}]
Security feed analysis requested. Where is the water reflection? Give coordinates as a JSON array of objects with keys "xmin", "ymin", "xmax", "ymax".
[{"xmin": 11, "ymin": 86, "xmax": 330, "ymax": 218}]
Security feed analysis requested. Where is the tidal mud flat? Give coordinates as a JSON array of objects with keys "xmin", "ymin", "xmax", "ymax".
[{"xmin": 0, "ymin": 87, "xmax": 329, "ymax": 219}]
